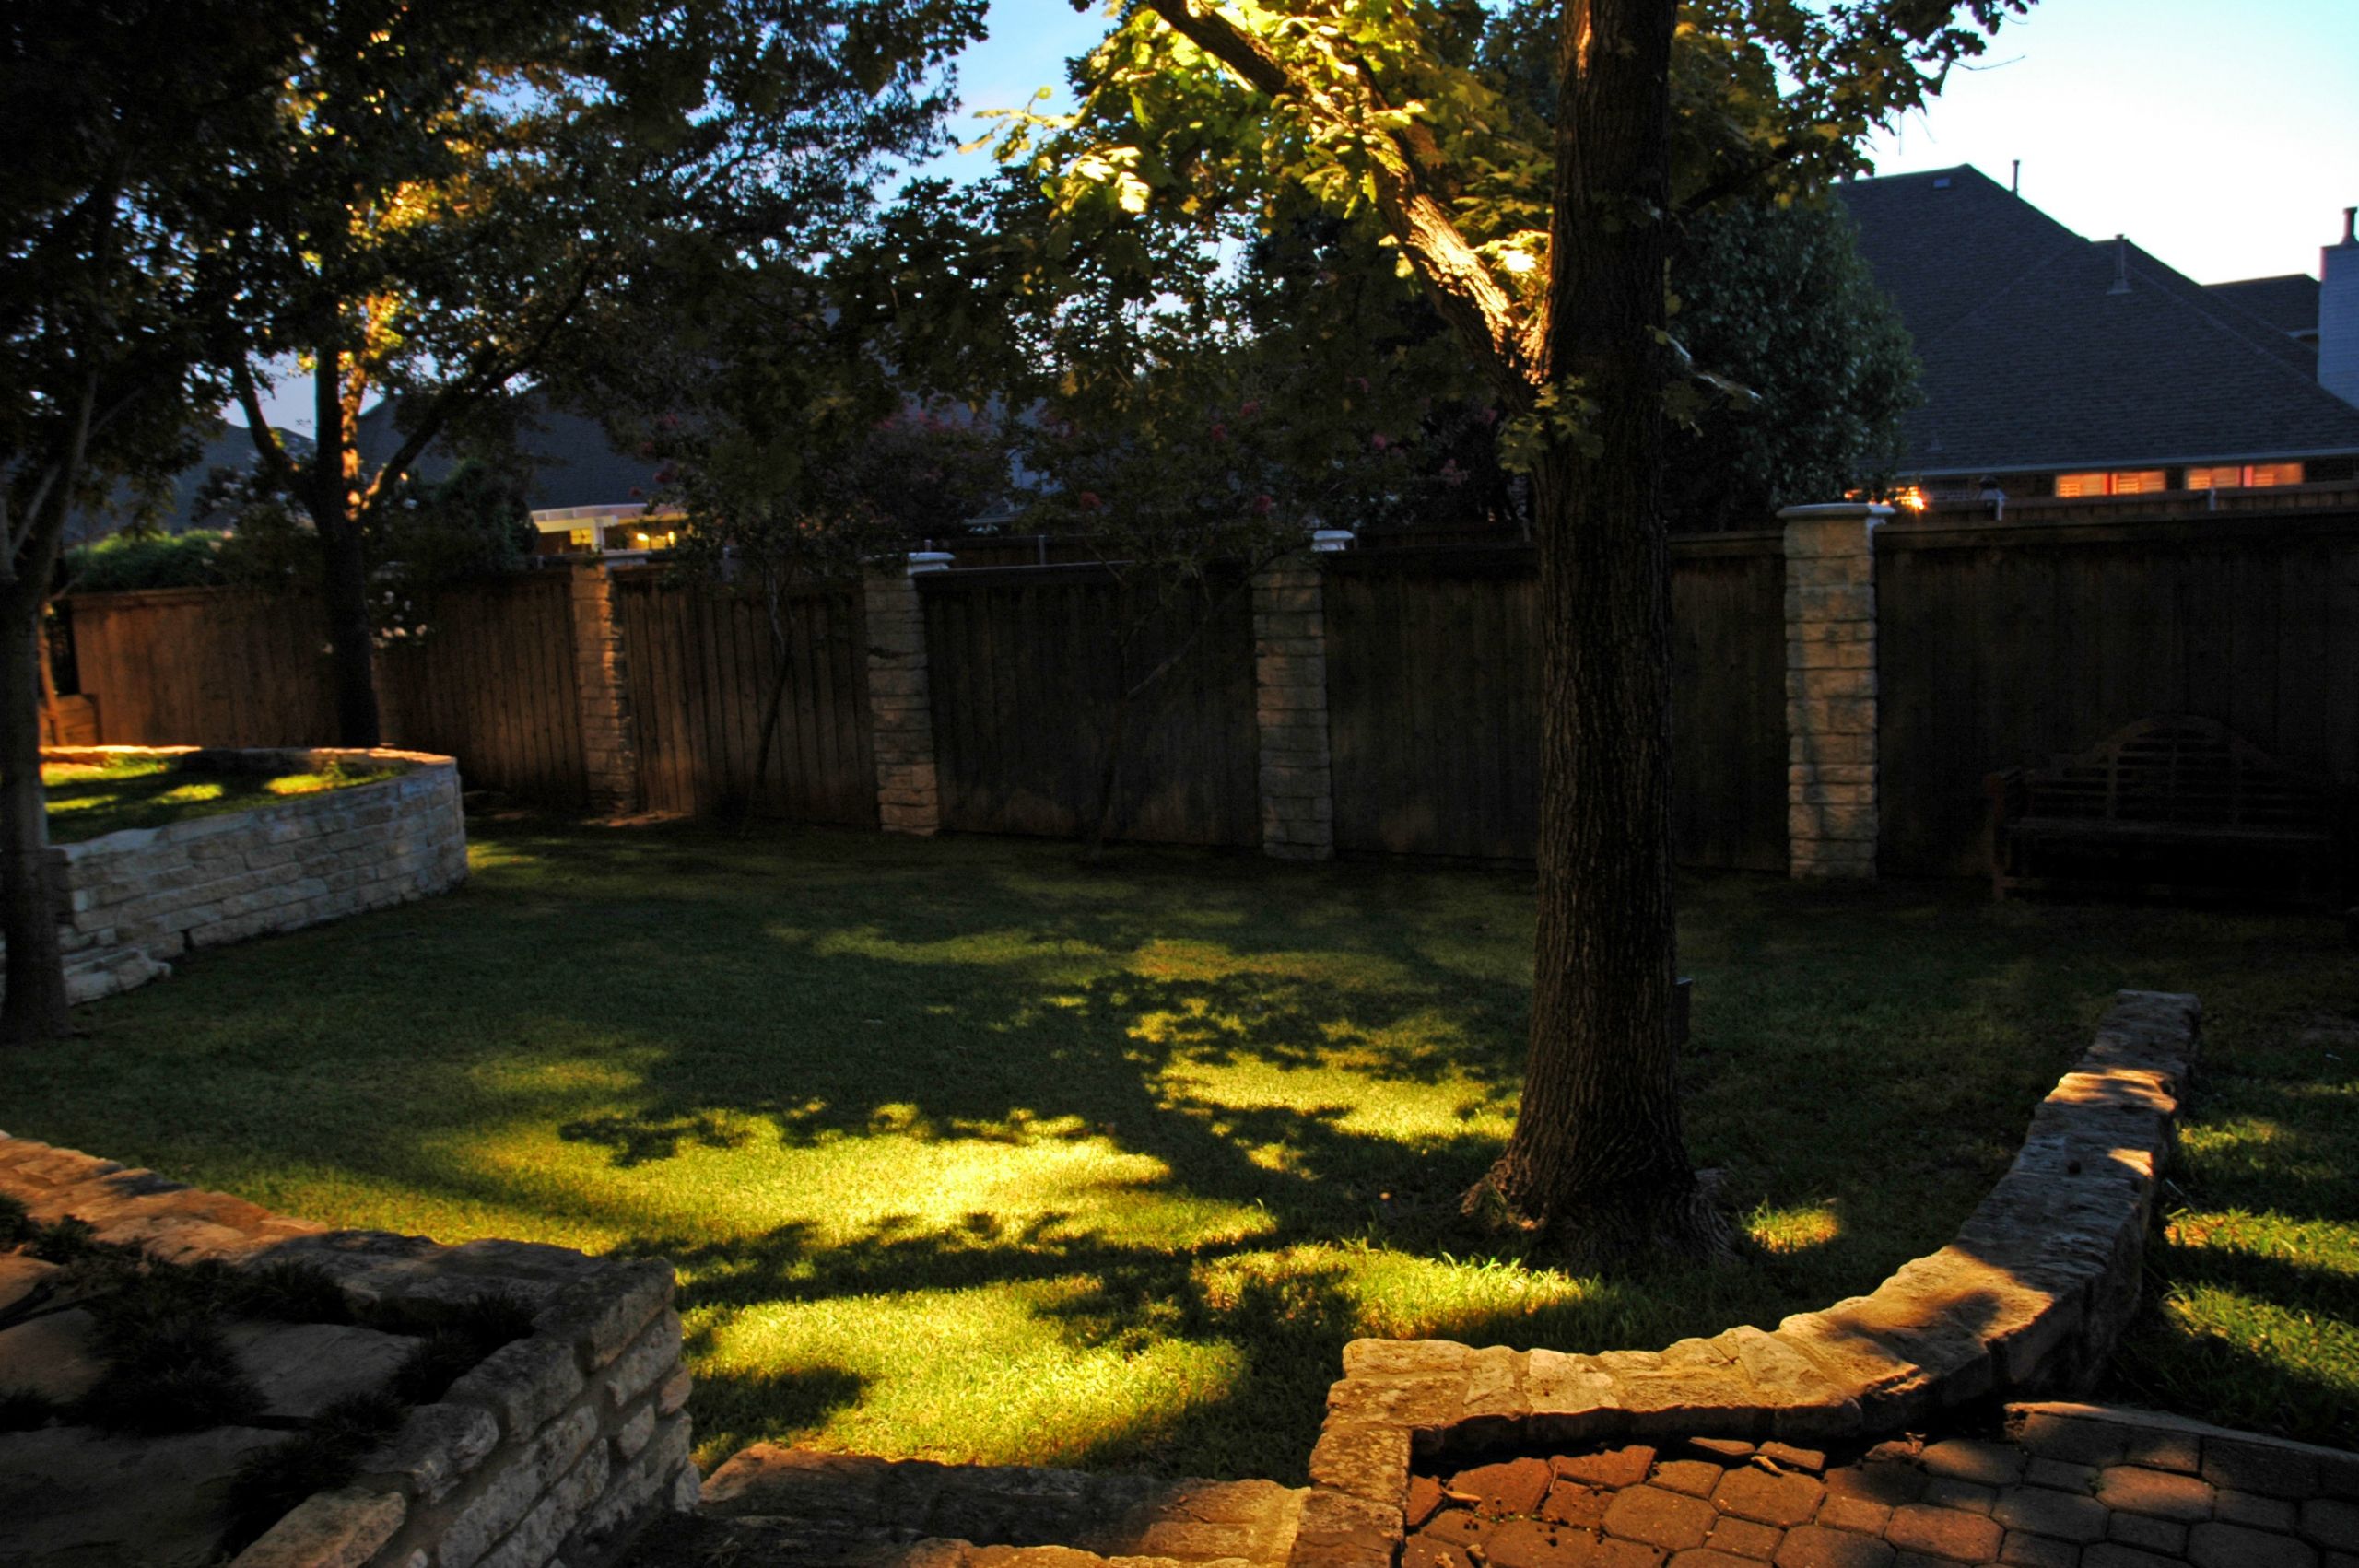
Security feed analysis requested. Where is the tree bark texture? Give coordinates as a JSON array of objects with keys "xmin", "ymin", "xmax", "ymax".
[
  {"xmin": 311, "ymin": 349, "xmax": 382, "ymax": 747},
  {"xmin": 1461, "ymin": 0, "xmax": 1730, "ymax": 1267},
  {"xmin": 0, "ymin": 585, "xmax": 70, "ymax": 1044}
]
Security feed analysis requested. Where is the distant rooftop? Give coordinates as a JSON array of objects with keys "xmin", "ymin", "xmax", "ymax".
[{"xmin": 1837, "ymin": 165, "xmax": 2359, "ymax": 478}]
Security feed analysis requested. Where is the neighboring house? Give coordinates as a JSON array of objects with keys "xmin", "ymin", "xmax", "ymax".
[
  {"xmin": 1836, "ymin": 165, "xmax": 2359, "ymax": 503},
  {"xmin": 63, "ymin": 397, "xmax": 668, "ymax": 551},
  {"xmin": 352, "ymin": 400, "xmax": 671, "ymax": 556}
]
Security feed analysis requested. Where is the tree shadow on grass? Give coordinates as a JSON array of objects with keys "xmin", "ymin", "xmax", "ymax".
[{"xmin": 2103, "ymin": 1260, "xmax": 2359, "ymax": 1453}]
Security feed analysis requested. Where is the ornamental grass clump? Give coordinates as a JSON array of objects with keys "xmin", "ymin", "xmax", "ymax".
[
  {"xmin": 221, "ymin": 1388, "xmax": 408, "ymax": 1554},
  {"xmin": 385, "ymin": 1288, "xmax": 538, "ymax": 1404}
]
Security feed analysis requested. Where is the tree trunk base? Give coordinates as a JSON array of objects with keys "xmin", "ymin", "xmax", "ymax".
[{"xmin": 1461, "ymin": 1161, "xmax": 1736, "ymax": 1273}]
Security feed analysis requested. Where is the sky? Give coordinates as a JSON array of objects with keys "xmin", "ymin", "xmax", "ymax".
[
  {"xmin": 246, "ymin": 0, "xmax": 2357, "ymax": 434},
  {"xmin": 928, "ymin": 0, "xmax": 2359, "ymax": 286}
]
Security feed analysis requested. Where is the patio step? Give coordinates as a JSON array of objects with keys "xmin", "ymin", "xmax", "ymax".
[{"xmin": 627, "ymin": 1445, "xmax": 1305, "ymax": 1568}]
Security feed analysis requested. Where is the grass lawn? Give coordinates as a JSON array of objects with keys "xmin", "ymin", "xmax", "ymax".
[
  {"xmin": 3, "ymin": 821, "xmax": 2350, "ymax": 1476},
  {"xmin": 41, "ymin": 755, "xmax": 404, "ymax": 844}
]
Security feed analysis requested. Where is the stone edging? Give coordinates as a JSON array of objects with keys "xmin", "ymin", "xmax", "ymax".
[
  {"xmin": 18, "ymin": 745, "xmax": 466, "ymax": 1006},
  {"xmin": 1289, "ymin": 990, "xmax": 2201, "ymax": 1568},
  {"xmin": 0, "ymin": 1134, "xmax": 695, "ymax": 1568}
]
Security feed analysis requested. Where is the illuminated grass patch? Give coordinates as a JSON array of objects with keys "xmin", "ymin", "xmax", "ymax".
[
  {"xmin": 41, "ymin": 755, "xmax": 402, "ymax": 843},
  {"xmin": 6, "ymin": 822, "xmax": 2348, "ymax": 1473}
]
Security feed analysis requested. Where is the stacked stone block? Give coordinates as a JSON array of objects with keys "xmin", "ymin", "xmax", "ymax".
[
  {"xmin": 1779, "ymin": 504, "xmax": 1889, "ymax": 880},
  {"xmin": 569, "ymin": 564, "xmax": 642, "ymax": 813},
  {"xmin": 0, "ymin": 1134, "xmax": 698, "ymax": 1568},
  {"xmin": 1253, "ymin": 559, "xmax": 1335, "ymax": 861},
  {"xmin": 3, "ymin": 747, "xmax": 467, "ymax": 1008},
  {"xmin": 863, "ymin": 569, "xmax": 945, "ymax": 836}
]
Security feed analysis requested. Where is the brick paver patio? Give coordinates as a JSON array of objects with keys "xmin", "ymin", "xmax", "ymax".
[
  {"xmin": 1402, "ymin": 1407, "xmax": 2359, "ymax": 1568},
  {"xmin": 623, "ymin": 1404, "xmax": 2355, "ymax": 1568}
]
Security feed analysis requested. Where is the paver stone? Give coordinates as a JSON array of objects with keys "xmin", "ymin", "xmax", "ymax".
[
  {"xmin": 2096, "ymin": 1467, "xmax": 2214, "ymax": 1523},
  {"xmin": 1776, "ymin": 1527, "xmax": 1897, "ymax": 1568},
  {"xmin": 1717, "ymin": 1469, "xmax": 1825, "ymax": 1528},
  {"xmin": 1453, "ymin": 1459, "xmax": 1556, "ymax": 1518},
  {"xmin": 1998, "ymin": 1531, "xmax": 2079, "ymax": 1568},
  {"xmin": 1711, "ymin": 1518, "xmax": 1787, "ymax": 1559},
  {"xmin": 2188, "ymin": 1523, "xmax": 2318, "ymax": 1568},
  {"xmin": 1606, "ymin": 1487, "xmax": 1719, "ymax": 1551},
  {"xmin": 1924, "ymin": 1444, "xmax": 2027, "ymax": 1489},
  {"xmin": 1656, "ymin": 1462, "xmax": 1727, "ymax": 1499},
  {"xmin": 1886, "ymin": 1504, "xmax": 2004, "ymax": 1562},
  {"xmin": 1489, "ymin": 1518, "xmax": 1603, "ymax": 1568},
  {"xmin": 1544, "ymin": 1483, "xmax": 1613, "ymax": 1528},
  {"xmin": 1993, "ymin": 1488, "xmax": 2108, "ymax": 1544},
  {"xmin": 1558, "ymin": 1448, "xmax": 1658, "ymax": 1492}
]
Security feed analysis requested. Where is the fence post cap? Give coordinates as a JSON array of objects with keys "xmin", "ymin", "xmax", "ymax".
[
  {"xmin": 1307, "ymin": 529, "xmax": 1356, "ymax": 553},
  {"xmin": 905, "ymin": 551, "xmax": 956, "ymax": 576}
]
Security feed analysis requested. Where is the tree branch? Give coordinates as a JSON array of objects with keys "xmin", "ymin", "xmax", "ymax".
[
  {"xmin": 231, "ymin": 363, "xmax": 303, "ymax": 495},
  {"xmin": 1140, "ymin": 0, "xmax": 1540, "ymax": 405},
  {"xmin": 358, "ymin": 245, "xmax": 616, "ymax": 516}
]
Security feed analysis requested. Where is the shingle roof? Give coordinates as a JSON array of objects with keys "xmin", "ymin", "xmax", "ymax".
[
  {"xmin": 1837, "ymin": 165, "xmax": 2359, "ymax": 476},
  {"xmin": 356, "ymin": 399, "xmax": 660, "ymax": 510},
  {"xmin": 2205, "ymin": 274, "xmax": 2320, "ymax": 338}
]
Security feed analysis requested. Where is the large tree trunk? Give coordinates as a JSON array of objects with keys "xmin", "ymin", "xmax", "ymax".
[
  {"xmin": 0, "ymin": 583, "xmax": 71, "ymax": 1044},
  {"xmin": 312, "ymin": 350, "xmax": 381, "ymax": 746},
  {"xmin": 1460, "ymin": 0, "xmax": 1729, "ymax": 1269}
]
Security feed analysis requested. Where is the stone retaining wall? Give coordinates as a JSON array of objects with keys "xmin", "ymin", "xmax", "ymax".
[
  {"xmin": 1288, "ymin": 990, "xmax": 2201, "ymax": 1568},
  {"xmin": 0, "ymin": 1134, "xmax": 697, "ymax": 1568},
  {"xmin": 14, "ymin": 746, "xmax": 467, "ymax": 1006}
]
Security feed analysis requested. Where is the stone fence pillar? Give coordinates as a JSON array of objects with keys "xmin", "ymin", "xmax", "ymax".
[
  {"xmin": 1252, "ymin": 555, "xmax": 1335, "ymax": 860},
  {"xmin": 1779, "ymin": 502, "xmax": 1888, "ymax": 879},
  {"xmin": 863, "ymin": 558, "xmax": 945, "ymax": 836},
  {"xmin": 569, "ymin": 560, "xmax": 642, "ymax": 813}
]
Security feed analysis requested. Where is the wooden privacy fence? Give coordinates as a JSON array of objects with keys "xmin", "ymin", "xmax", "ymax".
[
  {"xmin": 1323, "ymin": 539, "xmax": 1789, "ymax": 871},
  {"xmin": 919, "ymin": 566, "xmax": 1260, "ymax": 847},
  {"xmin": 67, "ymin": 587, "xmax": 336, "ymax": 748},
  {"xmin": 55, "ymin": 497, "xmax": 2359, "ymax": 883},
  {"xmin": 1876, "ymin": 509, "xmax": 2359, "ymax": 876},
  {"xmin": 380, "ymin": 572, "xmax": 587, "ymax": 806},
  {"xmin": 609, "ymin": 572, "xmax": 876, "ymax": 825}
]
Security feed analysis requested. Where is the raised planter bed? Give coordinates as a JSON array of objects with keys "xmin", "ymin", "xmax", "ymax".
[
  {"xmin": 0, "ymin": 1135, "xmax": 696, "ymax": 1568},
  {"xmin": 7, "ymin": 745, "xmax": 466, "ymax": 1007}
]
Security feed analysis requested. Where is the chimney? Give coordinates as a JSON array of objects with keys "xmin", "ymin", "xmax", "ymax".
[{"xmin": 2324, "ymin": 206, "xmax": 2359, "ymax": 409}]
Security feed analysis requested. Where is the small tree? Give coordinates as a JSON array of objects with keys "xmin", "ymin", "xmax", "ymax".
[
  {"xmin": 0, "ymin": 2, "xmax": 295, "ymax": 1043},
  {"xmin": 1661, "ymin": 196, "xmax": 1918, "ymax": 530},
  {"xmin": 1005, "ymin": 285, "xmax": 1416, "ymax": 859},
  {"xmin": 585, "ymin": 239, "xmax": 1014, "ymax": 816},
  {"xmin": 220, "ymin": 0, "xmax": 985, "ymax": 746}
]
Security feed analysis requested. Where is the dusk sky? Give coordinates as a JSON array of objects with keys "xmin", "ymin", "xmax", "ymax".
[
  {"xmin": 932, "ymin": 0, "xmax": 2359, "ymax": 287},
  {"xmin": 247, "ymin": 0, "xmax": 2358, "ymax": 434}
]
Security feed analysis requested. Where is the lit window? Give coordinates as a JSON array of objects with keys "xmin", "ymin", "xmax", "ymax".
[
  {"xmin": 568, "ymin": 527, "xmax": 594, "ymax": 548},
  {"xmin": 2055, "ymin": 470, "xmax": 2167, "ymax": 497},
  {"xmin": 2189, "ymin": 462, "xmax": 2305, "ymax": 489}
]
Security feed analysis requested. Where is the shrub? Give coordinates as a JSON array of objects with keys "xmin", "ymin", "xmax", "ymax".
[{"xmin": 57, "ymin": 531, "xmax": 230, "ymax": 594}]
